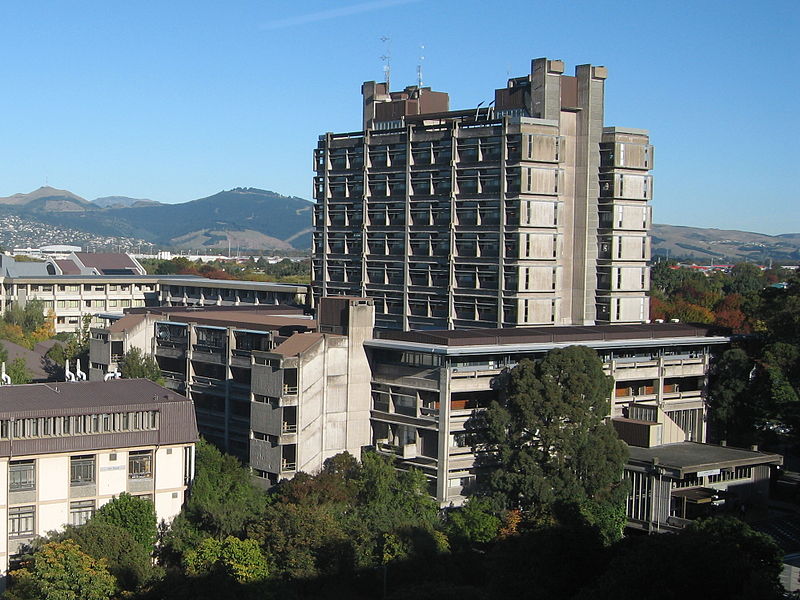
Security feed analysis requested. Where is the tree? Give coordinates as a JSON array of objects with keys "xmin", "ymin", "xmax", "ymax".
[
  {"xmin": 577, "ymin": 517, "xmax": 783, "ymax": 600},
  {"xmin": 7, "ymin": 356, "xmax": 32, "ymax": 384},
  {"xmin": 708, "ymin": 348, "xmax": 758, "ymax": 443},
  {"xmin": 119, "ymin": 347, "xmax": 164, "ymax": 384},
  {"xmin": 31, "ymin": 520, "xmax": 154, "ymax": 592},
  {"xmin": 165, "ymin": 440, "xmax": 267, "ymax": 558},
  {"xmin": 248, "ymin": 501, "xmax": 349, "ymax": 578},
  {"xmin": 184, "ymin": 536, "xmax": 269, "ymax": 583},
  {"xmin": 5, "ymin": 540, "xmax": 116, "ymax": 600},
  {"xmin": 3, "ymin": 298, "xmax": 47, "ymax": 333},
  {"xmin": 478, "ymin": 347, "xmax": 628, "ymax": 539},
  {"xmin": 445, "ymin": 497, "xmax": 501, "ymax": 546},
  {"xmin": 726, "ymin": 262, "xmax": 765, "ymax": 296},
  {"xmin": 93, "ymin": 492, "xmax": 158, "ymax": 551},
  {"xmin": 64, "ymin": 521, "xmax": 153, "ymax": 591}
]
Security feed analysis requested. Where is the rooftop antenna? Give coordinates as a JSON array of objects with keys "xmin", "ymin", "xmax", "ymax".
[
  {"xmin": 379, "ymin": 35, "xmax": 391, "ymax": 90},
  {"xmin": 417, "ymin": 44, "xmax": 425, "ymax": 88}
]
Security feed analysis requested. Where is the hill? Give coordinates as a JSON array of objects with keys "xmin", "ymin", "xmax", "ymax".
[
  {"xmin": 92, "ymin": 196, "xmax": 162, "ymax": 208},
  {"xmin": 0, "ymin": 187, "xmax": 313, "ymax": 251},
  {"xmin": 0, "ymin": 186, "xmax": 95, "ymax": 212},
  {"xmin": 651, "ymin": 224, "xmax": 800, "ymax": 263}
]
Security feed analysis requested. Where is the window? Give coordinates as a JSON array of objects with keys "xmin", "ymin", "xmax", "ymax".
[
  {"xmin": 0, "ymin": 410, "xmax": 158, "ymax": 441},
  {"xmin": 69, "ymin": 500, "xmax": 95, "ymax": 526},
  {"xmin": 9, "ymin": 460, "xmax": 35, "ymax": 491},
  {"xmin": 9, "ymin": 506, "xmax": 35, "ymax": 537},
  {"xmin": 70, "ymin": 455, "xmax": 96, "ymax": 486},
  {"xmin": 128, "ymin": 450, "xmax": 153, "ymax": 479}
]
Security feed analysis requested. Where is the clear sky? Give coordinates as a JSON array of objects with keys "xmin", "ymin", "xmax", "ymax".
[{"xmin": 0, "ymin": 0, "xmax": 797, "ymax": 234}]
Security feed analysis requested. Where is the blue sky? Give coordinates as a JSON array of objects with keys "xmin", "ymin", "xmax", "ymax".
[{"xmin": 0, "ymin": 0, "xmax": 797, "ymax": 234}]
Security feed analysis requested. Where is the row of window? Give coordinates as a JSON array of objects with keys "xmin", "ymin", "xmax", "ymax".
[
  {"xmin": 9, "ymin": 495, "xmax": 153, "ymax": 538},
  {"xmin": 56, "ymin": 299, "xmax": 142, "ymax": 309},
  {"xmin": 0, "ymin": 410, "xmax": 159, "ymax": 440},
  {"xmin": 8, "ymin": 451, "xmax": 153, "ymax": 492},
  {"xmin": 24, "ymin": 284, "xmax": 155, "ymax": 293}
]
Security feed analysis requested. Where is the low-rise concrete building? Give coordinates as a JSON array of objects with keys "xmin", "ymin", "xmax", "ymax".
[
  {"xmin": 617, "ymin": 429, "xmax": 782, "ymax": 532},
  {"xmin": 0, "ymin": 379, "xmax": 198, "ymax": 577},
  {"xmin": 0, "ymin": 255, "xmax": 308, "ymax": 334},
  {"xmin": 88, "ymin": 299, "xmax": 373, "ymax": 485},
  {"xmin": 364, "ymin": 321, "xmax": 729, "ymax": 505}
]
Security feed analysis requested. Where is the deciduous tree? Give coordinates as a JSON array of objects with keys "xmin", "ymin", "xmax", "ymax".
[
  {"xmin": 93, "ymin": 492, "xmax": 157, "ymax": 551},
  {"xmin": 119, "ymin": 347, "xmax": 164, "ymax": 384},
  {"xmin": 5, "ymin": 540, "xmax": 116, "ymax": 600}
]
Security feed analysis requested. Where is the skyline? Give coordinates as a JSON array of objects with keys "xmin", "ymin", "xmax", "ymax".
[{"xmin": 0, "ymin": 0, "xmax": 797, "ymax": 235}]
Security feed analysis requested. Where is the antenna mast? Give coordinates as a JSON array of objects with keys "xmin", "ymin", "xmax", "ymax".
[
  {"xmin": 379, "ymin": 35, "xmax": 391, "ymax": 90},
  {"xmin": 417, "ymin": 44, "xmax": 425, "ymax": 88}
]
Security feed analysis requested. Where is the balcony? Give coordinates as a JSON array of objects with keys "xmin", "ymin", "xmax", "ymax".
[
  {"xmin": 191, "ymin": 345, "xmax": 226, "ymax": 364},
  {"xmin": 155, "ymin": 342, "xmax": 186, "ymax": 359},
  {"xmin": 377, "ymin": 442, "xmax": 418, "ymax": 459}
]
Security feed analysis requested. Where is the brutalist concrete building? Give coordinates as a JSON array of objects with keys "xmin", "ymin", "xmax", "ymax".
[{"xmin": 312, "ymin": 57, "xmax": 652, "ymax": 330}]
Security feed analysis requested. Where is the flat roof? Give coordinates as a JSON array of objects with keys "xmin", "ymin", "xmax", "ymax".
[
  {"xmin": 270, "ymin": 333, "xmax": 324, "ymax": 357},
  {"xmin": 627, "ymin": 442, "xmax": 782, "ymax": 475},
  {"xmin": 158, "ymin": 277, "xmax": 307, "ymax": 292},
  {"xmin": 158, "ymin": 309, "xmax": 315, "ymax": 331},
  {"xmin": 367, "ymin": 323, "xmax": 729, "ymax": 356},
  {"xmin": 7, "ymin": 274, "xmax": 165, "ymax": 282}
]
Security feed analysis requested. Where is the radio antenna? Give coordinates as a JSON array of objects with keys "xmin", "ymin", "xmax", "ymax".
[
  {"xmin": 379, "ymin": 35, "xmax": 391, "ymax": 89},
  {"xmin": 417, "ymin": 44, "xmax": 425, "ymax": 88}
]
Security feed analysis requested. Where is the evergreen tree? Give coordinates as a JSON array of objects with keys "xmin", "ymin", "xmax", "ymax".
[{"xmin": 478, "ymin": 346, "xmax": 628, "ymax": 539}]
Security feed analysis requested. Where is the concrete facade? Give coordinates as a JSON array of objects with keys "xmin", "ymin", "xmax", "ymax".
[
  {"xmin": 312, "ymin": 58, "xmax": 652, "ymax": 330},
  {"xmin": 88, "ymin": 299, "xmax": 374, "ymax": 485},
  {"xmin": 364, "ymin": 322, "xmax": 727, "ymax": 506}
]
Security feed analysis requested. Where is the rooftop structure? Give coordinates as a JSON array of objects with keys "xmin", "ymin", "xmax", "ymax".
[{"xmin": 313, "ymin": 57, "xmax": 652, "ymax": 330}]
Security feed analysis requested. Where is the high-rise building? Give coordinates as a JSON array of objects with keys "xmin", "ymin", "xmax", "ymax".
[{"xmin": 313, "ymin": 58, "xmax": 653, "ymax": 330}]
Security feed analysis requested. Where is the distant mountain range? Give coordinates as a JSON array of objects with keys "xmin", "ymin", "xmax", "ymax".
[
  {"xmin": 0, "ymin": 187, "xmax": 313, "ymax": 251},
  {"xmin": 0, "ymin": 186, "xmax": 796, "ymax": 261},
  {"xmin": 91, "ymin": 196, "xmax": 161, "ymax": 209},
  {"xmin": 651, "ymin": 224, "xmax": 800, "ymax": 264}
]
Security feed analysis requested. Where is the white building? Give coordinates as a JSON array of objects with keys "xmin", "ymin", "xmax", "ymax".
[{"xmin": 0, "ymin": 379, "xmax": 198, "ymax": 578}]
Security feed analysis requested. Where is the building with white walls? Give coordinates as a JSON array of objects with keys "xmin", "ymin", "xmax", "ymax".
[{"xmin": 0, "ymin": 379, "xmax": 198, "ymax": 578}]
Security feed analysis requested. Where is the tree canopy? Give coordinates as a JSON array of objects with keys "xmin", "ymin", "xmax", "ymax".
[
  {"xmin": 94, "ymin": 492, "xmax": 158, "ymax": 551},
  {"xmin": 6, "ymin": 540, "xmax": 116, "ymax": 600},
  {"xmin": 120, "ymin": 347, "xmax": 164, "ymax": 384},
  {"xmin": 477, "ymin": 346, "xmax": 628, "ymax": 539}
]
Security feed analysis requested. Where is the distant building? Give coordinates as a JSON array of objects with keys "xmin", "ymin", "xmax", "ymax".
[
  {"xmin": 54, "ymin": 252, "xmax": 147, "ymax": 276},
  {"xmin": 313, "ymin": 57, "xmax": 653, "ymax": 330},
  {"xmin": 0, "ymin": 254, "xmax": 309, "ymax": 334},
  {"xmin": 0, "ymin": 379, "xmax": 198, "ymax": 579},
  {"xmin": 11, "ymin": 245, "xmax": 82, "ymax": 260}
]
